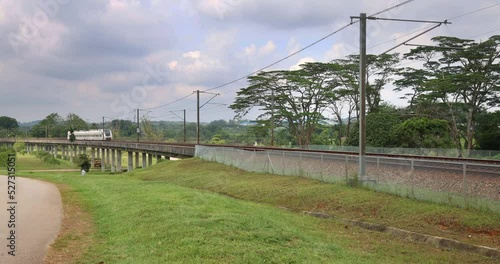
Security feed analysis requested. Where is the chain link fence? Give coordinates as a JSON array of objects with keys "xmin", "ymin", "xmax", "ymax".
[
  {"xmin": 196, "ymin": 146, "xmax": 500, "ymax": 213},
  {"xmin": 284, "ymin": 145, "xmax": 500, "ymax": 160}
]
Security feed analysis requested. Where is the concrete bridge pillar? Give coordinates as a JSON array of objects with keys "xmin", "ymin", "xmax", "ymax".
[
  {"xmin": 101, "ymin": 148, "xmax": 106, "ymax": 172},
  {"xmin": 135, "ymin": 152, "xmax": 140, "ymax": 168},
  {"xmin": 117, "ymin": 150, "xmax": 122, "ymax": 172},
  {"xmin": 91, "ymin": 148, "xmax": 95, "ymax": 168},
  {"xmin": 62, "ymin": 146, "xmax": 66, "ymax": 160},
  {"xmin": 106, "ymin": 148, "xmax": 110, "ymax": 168},
  {"xmin": 156, "ymin": 155, "xmax": 162, "ymax": 163},
  {"xmin": 69, "ymin": 146, "xmax": 74, "ymax": 163},
  {"xmin": 96, "ymin": 148, "xmax": 101, "ymax": 159},
  {"xmin": 128, "ymin": 151, "xmax": 133, "ymax": 172},
  {"xmin": 53, "ymin": 145, "xmax": 58, "ymax": 158},
  {"xmin": 111, "ymin": 149, "xmax": 116, "ymax": 172},
  {"xmin": 148, "ymin": 154, "xmax": 153, "ymax": 167},
  {"xmin": 142, "ymin": 153, "xmax": 147, "ymax": 168}
]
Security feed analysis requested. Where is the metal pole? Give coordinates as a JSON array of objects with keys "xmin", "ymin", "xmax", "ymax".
[
  {"xmin": 271, "ymin": 89, "xmax": 274, "ymax": 146},
  {"xmin": 102, "ymin": 116, "xmax": 105, "ymax": 140},
  {"xmin": 183, "ymin": 109, "xmax": 187, "ymax": 143},
  {"xmin": 359, "ymin": 13, "xmax": 367, "ymax": 180},
  {"xmin": 137, "ymin": 109, "xmax": 140, "ymax": 142},
  {"xmin": 197, "ymin": 90, "xmax": 200, "ymax": 145}
]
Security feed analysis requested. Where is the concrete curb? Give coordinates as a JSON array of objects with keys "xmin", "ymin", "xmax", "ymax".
[{"xmin": 303, "ymin": 211, "xmax": 499, "ymax": 259}]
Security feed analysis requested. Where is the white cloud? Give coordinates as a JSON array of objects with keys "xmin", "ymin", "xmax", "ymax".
[
  {"xmin": 243, "ymin": 41, "xmax": 276, "ymax": 57},
  {"xmin": 107, "ymin": 0, "xmax": 141, "ymax": 11},
  {"xmin": 183, "ymin": 50, "xmax": 201, "ymax": 59},
  {"xmin": 258, "ymin": 40, "xmax": 276, "ymax": 56},
  {"xmin": 289, "ymin": 57, "xmax": 316, "ymax": 71},
  {"xmin": 244, "ymin": 44, "xmax": 256, "ymax": 56},
  {"xmin": 287, "ymin": 37, "xmax": 301, "ymax": 55},
  {"xmin": 168, "ymin": 60, "xmax": 178, "ymax": 70},
  {"xmin": 325, "ymin": 43, "xmax": 353, "ymax": 61},
  {"xmin": 2, "ymin": 0, "xmax": 500, "ymax": 123}
]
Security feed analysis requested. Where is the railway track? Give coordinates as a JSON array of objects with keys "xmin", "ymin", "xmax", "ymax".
[{"xmin": 17, "ymin": 138, "xmax": 500, "ymax": 166}]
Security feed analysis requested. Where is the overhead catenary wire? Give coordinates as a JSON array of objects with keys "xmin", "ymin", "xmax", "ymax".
[
  {"xmin": 380, "ymin": 23, "xmax": 445, "ymax": 55},
  {"xmin": 140, "ymin": 93, "xmax": 194, "ymax": 111},
  {"xmin": 369, "ymin": 0, "xmax": 415, "ymax": 17},
  {"xmin": 468, "ymin": 27, "xmax": 500, "ymax": 39},
  {"xmin": 106, "ymin": 109, "xmax": 136, "ymax": 121},
  {"xmin": 446, "ymin": 2, "xmax": 500, "ymax": 21},
  {"xmin": 369, "ymin": 1, "xmax": 500, "ymax": 56},
  {"xmin": 202, "ymin": 1, "xmax": 417, "ymax": 93},
  {"xmin": 202, "ymin": 23, "xmax": 355, "ymax": 92},
  {"xmin": 129, "ymin": 1, "xmax": 500, "ymax": 123}
]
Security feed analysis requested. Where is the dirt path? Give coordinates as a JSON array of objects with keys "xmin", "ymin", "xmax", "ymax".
[{"xmin": 0, "ymin": 176, "xmax": 62, "ymax": 264}]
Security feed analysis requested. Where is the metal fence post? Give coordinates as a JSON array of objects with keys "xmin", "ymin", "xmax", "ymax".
[
  {"xmin": 299, "ymin": 151, "xmax": 303, "ymax": 176},
  {"xmin": 377, "ymin": 157, "xmax": 380, "ymax": 183},
  {"xmin": 411, "ymin": 159, "xmax": 415, "ymax": 199},
  {"xmin": 320, "ymin": 153, "xmax": 324, "ymax": 182},
  {"xmin": 463, "ymin": 163, "xmax": 467, "ymax": 202},
  {"xmin": 345, "ymin": 155, "xmax": 348, "ymax": 185},
  {"xmin": 282, "ymin": 151, "xmax": 285, "ymax": 175}
]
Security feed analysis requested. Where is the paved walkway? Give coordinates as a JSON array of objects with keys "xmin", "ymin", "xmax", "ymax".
[{"xmin": 0, "ymin": 176, "xmax": 62, "ymax": 264}]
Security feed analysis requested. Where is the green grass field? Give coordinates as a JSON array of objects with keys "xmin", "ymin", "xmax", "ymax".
[
  {"xmin": 8, "ymin": 155, "xmax": 499, "ymax": 263},
  {"xmin": 10, "ymin": 153, "xmax": 76, "ymax": 171}
]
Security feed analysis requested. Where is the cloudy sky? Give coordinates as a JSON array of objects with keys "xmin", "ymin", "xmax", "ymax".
[{"xmin": 0, "ymin": 0, "xmax": 499, "ymax": 124}]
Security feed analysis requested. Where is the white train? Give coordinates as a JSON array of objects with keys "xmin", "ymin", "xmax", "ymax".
[{"xmin": 67, "ymin": 129, "xmax": 113, "ymax": 141}]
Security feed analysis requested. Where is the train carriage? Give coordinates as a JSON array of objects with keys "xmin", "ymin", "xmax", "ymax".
[{"xmin": 67, "ymin": 129, "xmax": 113, "ymax": 141}]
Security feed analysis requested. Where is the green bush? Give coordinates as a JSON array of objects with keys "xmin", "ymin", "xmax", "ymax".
[
  {"xmin": 75, "ymin": 153, "xmax": 91, "ymax": 172},
  {"xmin": 34, "ymin": 151, "xmax": 61, "ymax": 167},
  {"xmin": 13, "ymin": 141, "xmax": 26, "ymax": 155},
  {"xmin": 0, "ymin": 147, "xmax": 15, "ymax": 167}
]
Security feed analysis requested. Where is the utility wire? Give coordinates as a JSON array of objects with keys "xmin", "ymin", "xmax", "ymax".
[
  {"xmin": 203, "ymin": 23, "xmax": 354, "ymax": 92},
  {"xmin": 140, "ymin": 93, "xmax": 194, "ymax": 111},
  {"xmin": 446, "ymin": 2, "xmax": 500, "ymax": 20},
  {"xmin": 366, "ymin": 2, "xmax": 500, "ymax": 56},
  {"xmin": 369, "ymin": 0, "xmax": 415, "ymax": 17},
  {"xmin": 203, "ymin": 0, "xmax": 415, "ymax": 93},
  {"xmin": 367, "ymin": 24, "xmax": 439, "ymax": 51},
  {"xmin": 106, "ymin": 109, "xmax": 136, "ymax": 121},
  {"xmin": 468, "ymin": 27, "xmax": 500, "ymax": 39}
]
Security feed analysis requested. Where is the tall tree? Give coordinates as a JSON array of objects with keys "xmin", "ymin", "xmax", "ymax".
[
  {"xmin": 395, "ymin": 117, "xmax": 454, "ymax": 149},
  {"xmin": 65, "ymin": 113, "xmax": 89, "ymax": 131},
  {"xmin": 475, "ymin": 111, "xmax": 500, "ymax": 150},
  {"xmin": 365, "ymin": 54, "xmax": 400, "ymax": 113},
  {"xmin": 0, "ymin": 116, "xmax": 19, "ymax": 130},
  {"xmin": 400, "ymin": 35, "xmax": 500, "ymax": 152},
  {"xmin": 231, "ymin": 63, "xmax": 336, "ymax": 147},
  {"xmin": 327, "ymin": 54, "xmax": 398, "ymax": 144},
  {"xmin": 327, "ymin": 59, "xmax": 359, "ymax": 144},
  {"xmin": 346, "ymin": 110, "xmax": 401, "ymax": 147},
  {"xmin": 31, "ymin": 113, "xmax": 64, "ymax": 138},
  {"xmin": 394, "ymin": 68, "xmax": 430, "ymax": 108}
]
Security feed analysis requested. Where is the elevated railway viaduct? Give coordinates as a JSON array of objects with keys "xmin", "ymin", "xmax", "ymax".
[{"xmin": 0, "ymin": 138, "xmax": 194, "ymax": 172}]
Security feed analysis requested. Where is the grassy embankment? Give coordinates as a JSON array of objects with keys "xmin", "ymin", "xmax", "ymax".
[
  {"xmin": 15, "ymin": 153, "xmax": 75, "ymax": 171},
  {"xmin": 7, "ymin": 154, "xmax": 499, "ymax": 263}
]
